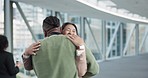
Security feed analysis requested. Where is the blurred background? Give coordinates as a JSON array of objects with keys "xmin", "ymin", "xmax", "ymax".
[{"xmin": 0, "ymin": 0, "xmax": 148, "ymax": 78}]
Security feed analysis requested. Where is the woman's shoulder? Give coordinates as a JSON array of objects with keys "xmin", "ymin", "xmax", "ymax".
[
  {"xmin": 0, "ymin": 51, "xmax": 13, "ymax": 60},
  {"xmin": 0, "ymin": 51, "xmax": 12, "ymax": 56}
]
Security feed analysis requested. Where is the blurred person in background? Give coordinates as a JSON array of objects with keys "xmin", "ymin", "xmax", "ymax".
[{"xmin": 0, "ymin": 35, "xmax": 20, "ymax": 78}]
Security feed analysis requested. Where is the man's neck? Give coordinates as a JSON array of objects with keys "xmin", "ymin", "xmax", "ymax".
[
  {"xmin": 46, "ymin": 27, "xmax": 61, "ymax": 37},
  {"xmin": 50, "ymin": 32, "xmax": 61, "ymax": 35},
  {"xmin": 46, "ymin": 32, "xmax": 61, "ymax": 37}
]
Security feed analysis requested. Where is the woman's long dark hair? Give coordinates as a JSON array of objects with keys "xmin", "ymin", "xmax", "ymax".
[
  {"xmin": 0, "ymin": 35, "xmax": 8, "ymax": 51},
  {"xmin": 61, "ymin": 22, "xmax": 78, "ymax": 35}
]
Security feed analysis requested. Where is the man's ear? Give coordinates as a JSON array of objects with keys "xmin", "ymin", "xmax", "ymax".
[
  {"xmin": 60, "ymin": 27, "xmax": 62, "ymax": 33},
  {"xmin": 43, "ymin": 31, "xmax": 47, "ymax": 37}
]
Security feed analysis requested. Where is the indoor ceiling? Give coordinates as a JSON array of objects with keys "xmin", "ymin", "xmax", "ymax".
[
  {"xmin": 112, "ymin": 0, "xmax": 148, "ymax": 19},
  {"xmin": 11, "ymin": 0, "xmax": 148, "ymax": 24}
]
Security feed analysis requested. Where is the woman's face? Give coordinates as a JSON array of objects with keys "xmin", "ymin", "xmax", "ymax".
[{"xmin": 62, "ymin": 24, "xmax": 77, "ymax": 35}]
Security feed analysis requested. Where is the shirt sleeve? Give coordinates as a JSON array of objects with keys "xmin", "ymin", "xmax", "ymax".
[
  {"xmin": 5, "ymin": 53, "xmax": 19, "ymax": 76},
  {"xmin": 22, "ymin": 55, "xmax": 33, "ymax": 70}
]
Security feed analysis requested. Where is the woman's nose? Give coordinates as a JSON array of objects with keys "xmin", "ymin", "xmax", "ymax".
[{"xmin": 70, "ymin": 31, "xmax": 74, "ymax": 35}]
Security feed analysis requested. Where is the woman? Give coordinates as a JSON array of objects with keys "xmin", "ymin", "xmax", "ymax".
[
  {"xmin": 62, "ymin": 22, "xmax": 87, "ymax": 78},
  {"xmin": 0, "ymin": 35, "xmax": 20, "ymax": 78}
]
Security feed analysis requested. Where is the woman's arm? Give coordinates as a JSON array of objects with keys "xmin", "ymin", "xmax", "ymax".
[
  {"xmin": 67, "ymin": 35, "xmax": 87, "ymax": 77},
  {"xmin": 22, "ymin": 42, "xmax": 40, "ymax": 70},
  {"xmin": 83, "ymin": 47, "xmax": 99, "ymax": 77},
  {"xmin": 75, "ymin": 48, "xmax": 87, "ymax": 77},
  {"xmin": 22, "ymin": 55, "xmax": 33, "ymax": 70}
]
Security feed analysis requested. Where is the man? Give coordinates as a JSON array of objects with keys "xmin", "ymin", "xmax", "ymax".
[{"xmin": 22, "ymin": 16, "xmax": 99, "ymax": 78}]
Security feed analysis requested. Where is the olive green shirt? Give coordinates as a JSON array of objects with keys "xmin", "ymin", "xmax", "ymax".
[{"xmin": 32, "ymin": 35, "xmax": 99, "ymax": 78}]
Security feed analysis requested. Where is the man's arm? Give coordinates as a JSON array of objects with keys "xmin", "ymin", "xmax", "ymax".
[{"xmin": 22, "ymin": 42, "xmax": 40, "ymax": 70}]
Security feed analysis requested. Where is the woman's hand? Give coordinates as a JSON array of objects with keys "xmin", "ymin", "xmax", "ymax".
[
  {"xmin": 67, "ymin": 35, "xmax": 84, "ymax": 46},
  {"xmin": 24, "ymin": 41, "xmax": 41, "ymax": 56},
  {"xmin": 15, "ymin": 61, "xmax": 21, "ymax": 67}
]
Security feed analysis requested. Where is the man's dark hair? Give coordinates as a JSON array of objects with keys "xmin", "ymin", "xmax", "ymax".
[
  {"xmin": 62, "ymin": 22, "xmax": 78, "ymax": 35},
  {"xmin": 0, "ymin": 35, "xmax": 8, "ymax": 51},
  {"xmin": 43, "ymin": 16, "xmax": 60, "ymax": 31}
]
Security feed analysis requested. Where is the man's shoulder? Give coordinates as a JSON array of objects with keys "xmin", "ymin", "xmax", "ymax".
[
  {"xmin": 40, "ymin": 35, "xmax": 74, "ymax": 47},
  {"xmin": 45, "ymin": 35, "xmax": 66, "ymax": 40},
  {"xmin": 50, "ymin": 35, "xmax": 66, "ymax": 39},
  {"xmin": 41, "ymin": 35, "xmax": 69, "ymax": 44}
]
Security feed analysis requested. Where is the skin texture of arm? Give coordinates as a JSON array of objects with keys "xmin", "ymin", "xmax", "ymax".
[{"xmin": 75, "ymin": 49, "xmax": 87, "ymax": 77}]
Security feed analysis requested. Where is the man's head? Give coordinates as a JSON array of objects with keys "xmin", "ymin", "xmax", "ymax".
[{"xmin": 42, "ymin": 16, "xmax": 61, "ymax": 37}]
